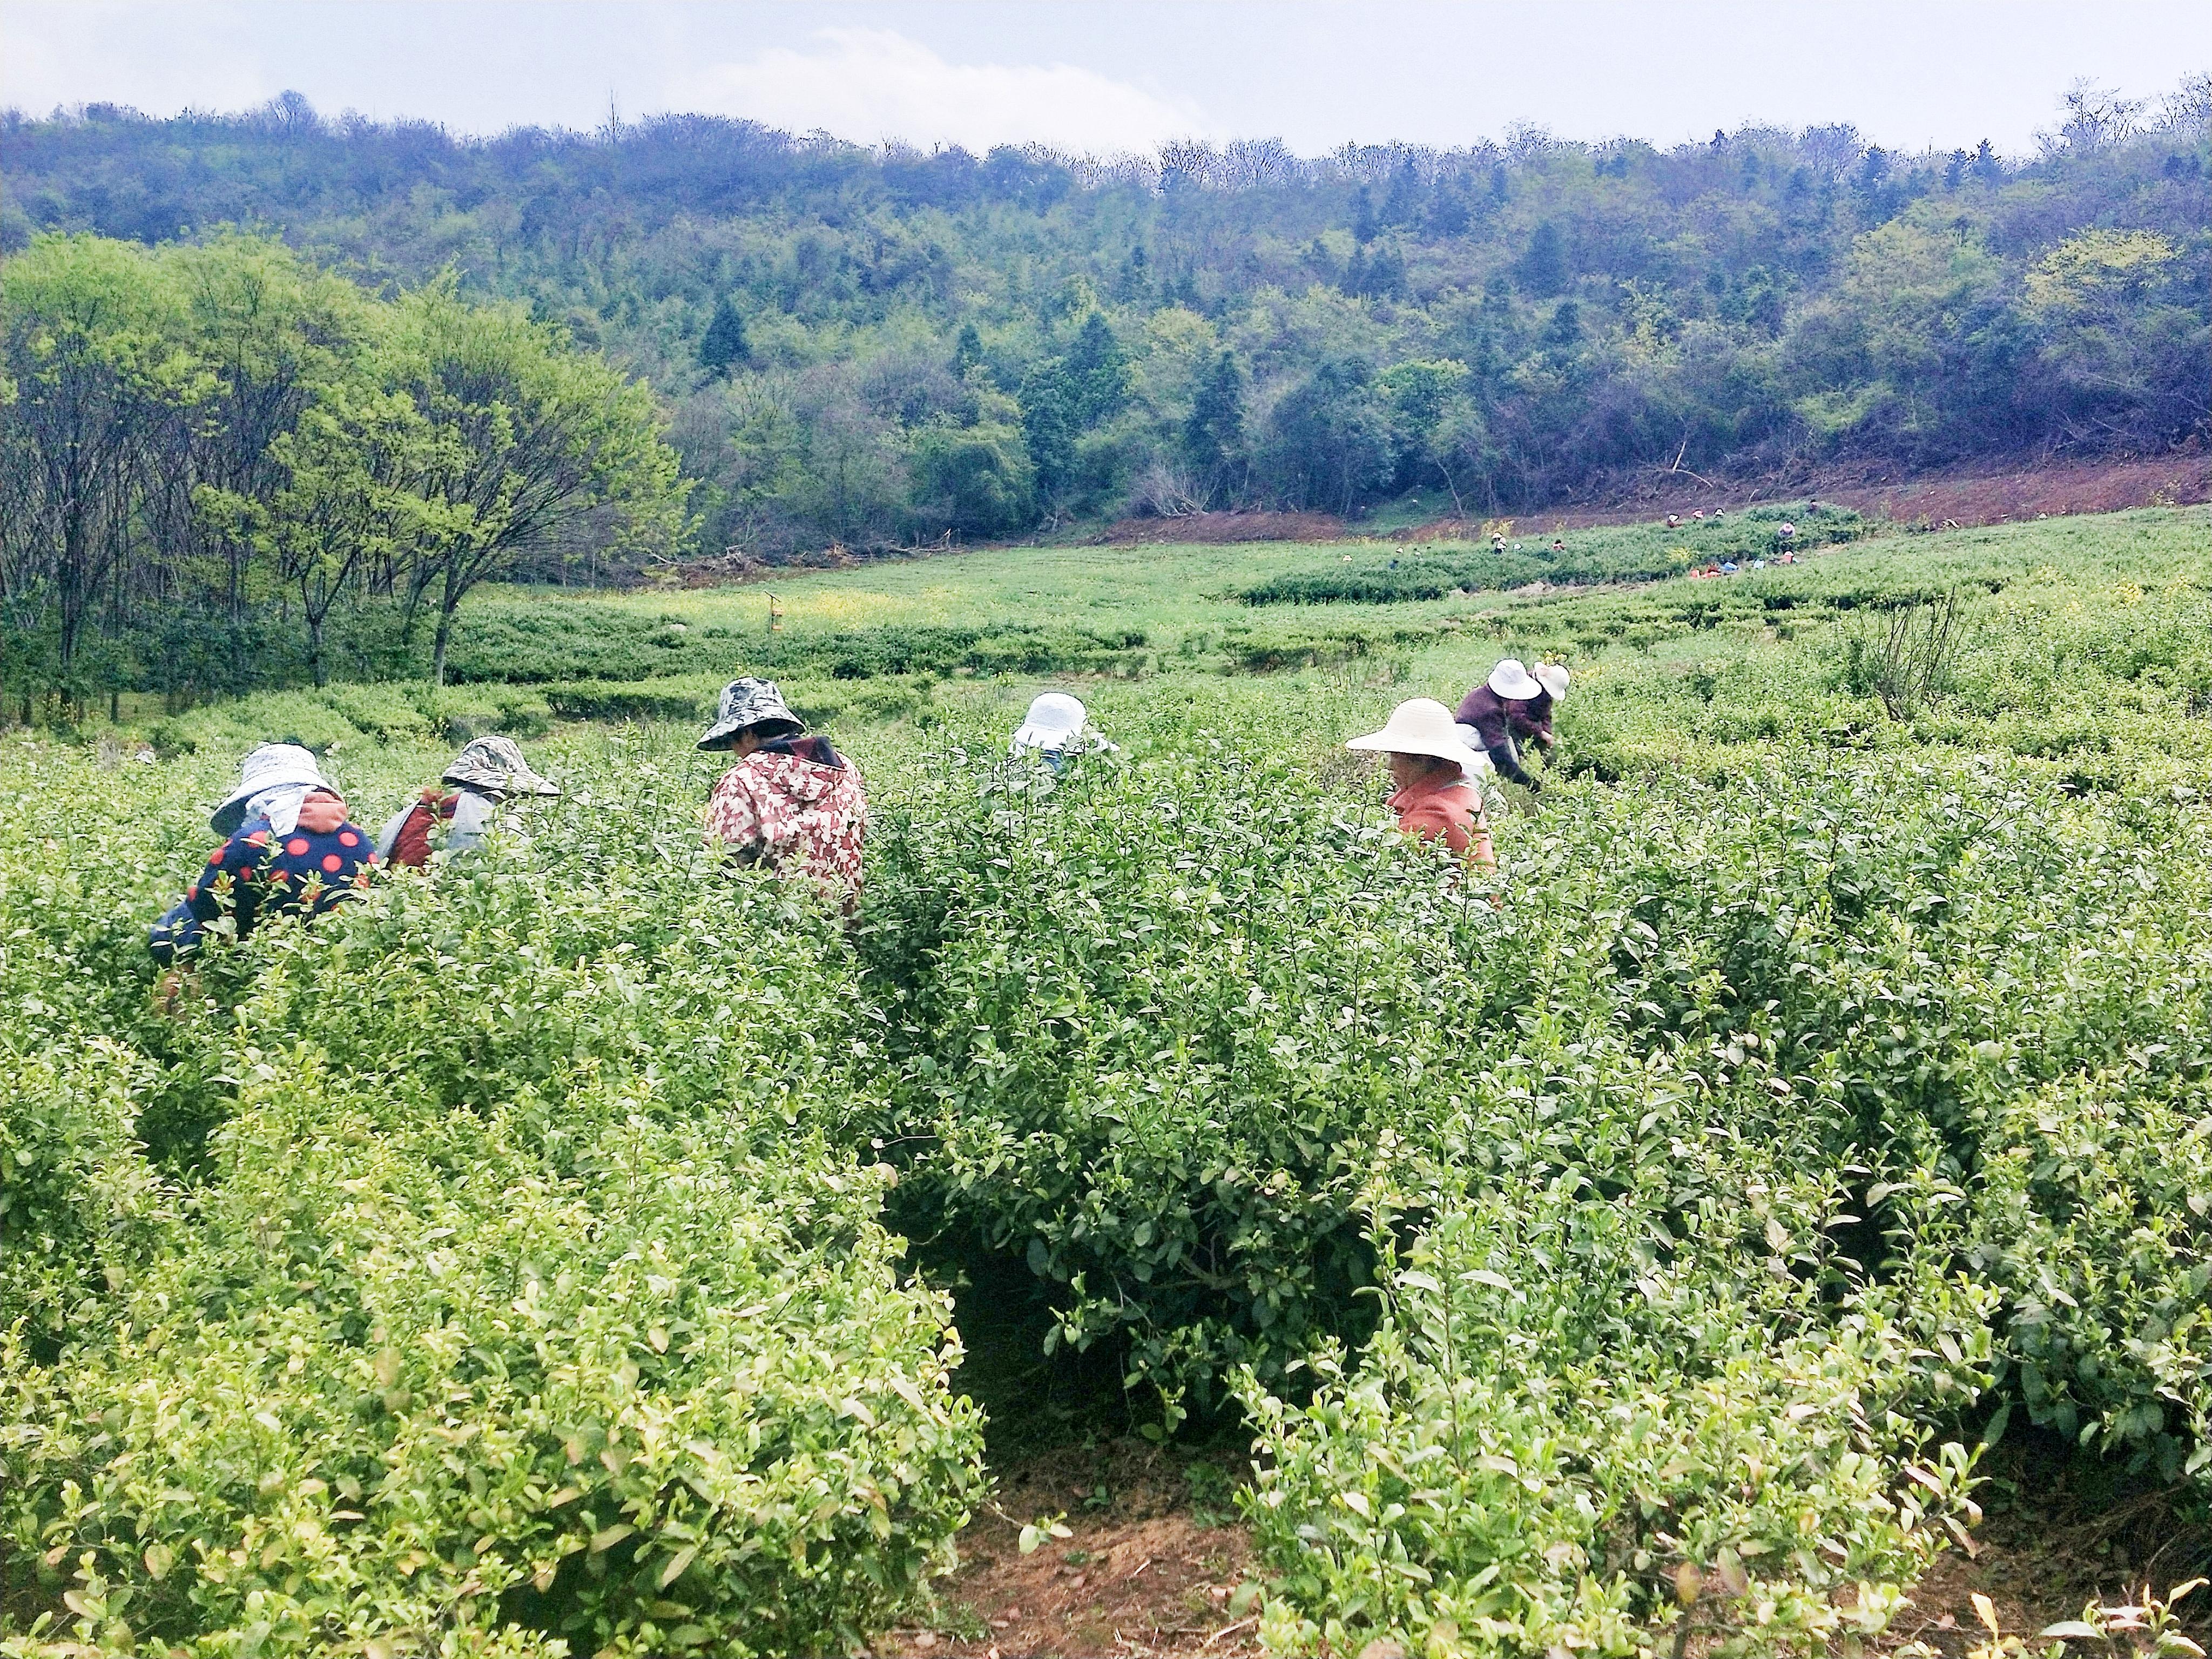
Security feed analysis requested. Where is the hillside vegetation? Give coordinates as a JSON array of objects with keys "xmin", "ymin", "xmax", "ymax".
[
  {"xmin": 5, "ymin": 508, "xmax": 2212, "ymax": 1656},
  {"xmin": 4, "ymin": 78, "xmax": 2207, "ymax": 571}
]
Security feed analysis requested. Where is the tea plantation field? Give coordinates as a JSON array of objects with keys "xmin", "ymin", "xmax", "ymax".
[{"xmin": 5, "ymin": 507, "xmax": 2211, "ymax": 1657}]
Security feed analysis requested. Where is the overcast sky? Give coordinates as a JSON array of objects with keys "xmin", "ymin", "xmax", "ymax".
[{"xmin": 5, "ymin": 1, "xmax": 2209, "ymax": 159}]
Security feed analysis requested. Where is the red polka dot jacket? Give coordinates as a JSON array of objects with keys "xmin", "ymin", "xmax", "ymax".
[{"xmin": 149, "ymin": 791, "xmax": 379, "ymax": 963}]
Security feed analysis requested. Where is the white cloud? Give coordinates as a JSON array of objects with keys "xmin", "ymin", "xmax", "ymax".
[
  {"xmin": 666, "ymin": 27, "xmax": 1212, "ymax": 155},
  {"xmin": 0, "ymin": 2, "xmax": 272, "ymax": 117}
]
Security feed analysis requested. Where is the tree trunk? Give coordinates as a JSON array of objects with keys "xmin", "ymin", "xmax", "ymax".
[
  {"xmin": 431, "ymin": 607, "xmax": 452, "ymax": 687},
  {"xmin": 308, "ymin": 614, "xmax": 327, "ymax": 688}
]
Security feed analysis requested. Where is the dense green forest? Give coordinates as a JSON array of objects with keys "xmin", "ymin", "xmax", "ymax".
[
  {"xmin": 1, "ymin": 81, "xmax": 2207, "ymax": 709},
  {"xmin": 6, "ymin": 78, "xmax": 2207, "ymax": 568}
]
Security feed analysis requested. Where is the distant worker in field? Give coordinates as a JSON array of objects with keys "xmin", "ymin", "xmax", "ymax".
[
  {"xmin": 699, "ymin": 677, "xmax": 867, "ymax": 912},
  {"xmin": 1453, "ymin": 658, "xmax": 1568, "ymax": 793},
  {"xmin": 149, "ymin": 743, "xmax": 377, "ymax": 965},
  {"xmin": 1010, "ymin": 691, "xmax": 1113, "ymax": 770},
  {"xmin": 1550, "ymin": 537, "xmax": 1566, "ymax": 553},
  {"xmin": 1345, "ymin": 698, "xmax": 1495, "ymax": 868},
  {"xmin": 378, "ymin": 736, "xmax": 561, "ymax": 868}
]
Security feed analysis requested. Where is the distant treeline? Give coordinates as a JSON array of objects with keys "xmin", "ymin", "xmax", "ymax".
[{"xmin": 2, "ymin": 77, "xmax": 2208, "ymax": 571}]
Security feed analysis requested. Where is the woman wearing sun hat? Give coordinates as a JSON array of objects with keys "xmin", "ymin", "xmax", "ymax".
[
  {"xmin": 1453, "ymin": 658, "xmax": 1567, "ymax": 791},
  {"xmin": 378, "ymin": 735, "xmax": 561, "ymax": 868},
  {"xmin": 699, "ymin": 677, "xmax": 867, "ymax": 912},
  {"xmin": 1345, "ymin": 698, "xmax": 1495, "ymax": 868},
  {"xmin": 1010, "ymin": 691, "xmax": 1113, "ymax": 770},
  {"xmin": 148, "ymin": 743, "xmax": 379, "ymax": 964}
]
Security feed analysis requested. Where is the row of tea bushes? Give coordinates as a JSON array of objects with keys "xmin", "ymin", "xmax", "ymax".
[{"xmin": 0, "ymin": 739, "xmax": 985, "ymax": 1656}]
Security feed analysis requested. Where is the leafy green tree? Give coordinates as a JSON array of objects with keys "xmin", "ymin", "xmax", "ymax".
[
  {"xmin": 698, "ymin": 296, "xmax": 750, "ymax": 376},
  {"xmin": 385, "ymin": 278, "xmax": 689, "ymax": 684},
  {"xmin": 1379, "ymin": 358, "xmax": 1474, "ymax": 507},
  {"xmin": 909, "ymin": 418, "xmax": 1034, "ymax": 537},
  {"xmin": 0, "ymin": 234, "xmax": 207, "ymax": 700},
  {"xmin": 1258, "ymin": 358, "xmax": 1394, "ymax": 515},
  {"xmin": 950, "ymin": 322, "xmax": 986, "ymax": 382}
]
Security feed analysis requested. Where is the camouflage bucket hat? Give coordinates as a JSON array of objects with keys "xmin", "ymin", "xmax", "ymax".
[
  {"xmin": 442, "ymin": 735, "xmax": 559, "ymax": 798},
  {"xmin": 697, "ymin": 678, "xmax": 805, "ymax": 750}
]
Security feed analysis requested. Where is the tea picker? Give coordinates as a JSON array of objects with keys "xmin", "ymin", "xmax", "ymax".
[
  {"xmin": 378, "ymin": 735, "xmax": 561, "ymax": 867},
  {"xmin": 1344, "ymin": 698, "xmax": 1496, "ymax": 867},
  {"xmin": 1010, "ymin": 691, "xmax": 1114, "ymax": 771},
  {"xmin": 149, "ymin": 743, "xmax": 379, "ymax": 966},
  {"xmin": 1453, "ymin": 658, "xmax": 1568, "ymax": 792},
  {"xmin": 699, "ymin": 677, "xmax": 868, "ymax": 913}
]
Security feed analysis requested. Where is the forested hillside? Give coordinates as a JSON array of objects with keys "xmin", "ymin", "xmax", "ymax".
[{"xmin": 5, "ymin": 79, "xmax": 2207, "ymax": 564}]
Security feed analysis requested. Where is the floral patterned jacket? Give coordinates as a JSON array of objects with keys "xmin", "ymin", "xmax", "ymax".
[{"xmin": 703, "ymin": 737, "xmax": 867, "ymax": 911}]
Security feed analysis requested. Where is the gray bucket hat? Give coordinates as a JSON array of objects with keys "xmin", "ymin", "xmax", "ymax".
[
  {"xmin": 442, "ymin": 735, "xmax": 559, "ymax": 798},
  {"xmin": 697, "ymin": 678, "xmax": 804, "ymax": 750}
]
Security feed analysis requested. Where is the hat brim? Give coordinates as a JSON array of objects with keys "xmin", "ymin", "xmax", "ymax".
[
  {"xmin": 444, "ymin": 767, "xmax": 561, "ymax": 797},
  {"xmin": 1345, "ymin": 730, "xmax": 1473, "ymax": 764},
  {"xmin": 210, "ymin": 764, "xmax": 327, "ymax": 834},
  {"xmin": 1012, "ymin": 722, "xmax": 1083, "ymax": 750},
  {"xmin": 1487, "ymin": 671, "xmax": 1544, "ymax": 700},
  {"xmin": 697, "ymin": 714, "xmax": 804, "ymax": 751}
]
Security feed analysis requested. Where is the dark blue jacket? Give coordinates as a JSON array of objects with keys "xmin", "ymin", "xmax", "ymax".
[{"xmin": 150, "ymin": 805, "xmax": 377, "ymax": 964}]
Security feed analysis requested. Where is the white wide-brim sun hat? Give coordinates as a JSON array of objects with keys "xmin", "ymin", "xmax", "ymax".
[
  {"xmin": 1012, "ymin": 691, "xmax": 1088, "ymax": 752},
  {"xmin": 210, "ymin": 743, "xmax": 328, "ymax": 835},
  {"xmin": 1533, "ymin": 663, "xmax": 1570, "ymax": 701},
  {"xmin": 1486, "ymin": 658, "xmax": 1545, "ymax": 700},
  {"xmin": 1346, "ymin": 698, "xmax": 1476, "ymax": 764}
]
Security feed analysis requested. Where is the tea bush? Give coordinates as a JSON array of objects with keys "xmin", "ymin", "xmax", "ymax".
[
  {"xmin": 11, "ymin": 507, "xmax": 2212, "ymax": 1657},
  {"xmin": 858, "ymin": 741, "xmax": 1500, "ymax": 1416},
  {"xmin": 0, "ymin": 738, "xmax": 986, "ymax": 1656},
  {"xmin": 1238, "ymin": 504, "xmax": 1867, "ymax": 605},
  {"xmin": 444, "ymin": 602, "xmax": 1151, "ymax": 685}
]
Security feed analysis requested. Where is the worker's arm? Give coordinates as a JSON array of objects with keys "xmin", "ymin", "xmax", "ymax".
[
  {"xmin": 704, "ymin": 767, "xmax": 768, "ymax": 860},
  {"xmin": 1487, "ymin": 743, "xmax": 1541, "ymax": 790}
]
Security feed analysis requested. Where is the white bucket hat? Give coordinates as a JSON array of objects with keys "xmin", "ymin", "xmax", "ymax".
[
  {"xmin": 1011, "ymin": 692, "xmax": 1089, "ymax": 753},
  {"xmin": 443, "ymin": 735, "xmax": 559, "ymax": 798},
  {"xmin": 1532, "ymin": 663, "xmax": 1570, "ymax": 702},
  {"xmin": 210, "ymin": 743, "xmax": 327, "ymax": 835},
  {"xmin": 697, "ymin": 678, "xmax": 805, "ymax": 750},
  {"xmin": 1346, "ymin": 698, "xmax": 1476, "ymax": 765},
  {"xmin": 1486, "ymin": 659, "xmax": 1544, "ymax": 700}
]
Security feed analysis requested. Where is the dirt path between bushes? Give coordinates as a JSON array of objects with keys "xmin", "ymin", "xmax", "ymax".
[{"xmin": 870, "ymin": 1441, "xmax": 2209, "ymax": 1659}]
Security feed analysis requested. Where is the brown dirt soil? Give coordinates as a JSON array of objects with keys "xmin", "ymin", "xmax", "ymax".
[
  {"xmin": 1824, "ymin": 452, "xmax": 2212, "ymax": 530},
  {"xmin": 871, "ymin": 1441, "xmax": 1262, "ymax": 1659},
  {"xmin": 873, "ymin": 1442, "xmax": 2210, "ymax": 1659},
  {"xmin": 1395, "ymin": 452, "xmax": 2212, "ymax": 544}
]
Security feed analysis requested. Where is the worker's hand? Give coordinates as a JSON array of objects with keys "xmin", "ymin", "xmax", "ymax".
[{"xmin": 1523, "ymin": 775, "xmax": 1542, "ymax": 795}]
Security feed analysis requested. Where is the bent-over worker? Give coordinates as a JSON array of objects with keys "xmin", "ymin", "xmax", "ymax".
[
  {"xmin": 379, "ymin": 735, "xmax": 561, "ymax": 867},
  {"xmin": 699, "ymin": 677, "xmax": 867, "ymax": 912},
  {"xmin": 1346, "ymin": 698, "xmax": 1495, "ymax": 867},
  {"xmin": 1453, "ymin": 658, "xmax": 1568, "ymax": 792},
  {"xmin": 149, "ymin": 743, "xmax": 377, "ymax": 964},
  {"xmin": 1010, "ymin": 691, "xmax": 1112, "ymax": 770}
]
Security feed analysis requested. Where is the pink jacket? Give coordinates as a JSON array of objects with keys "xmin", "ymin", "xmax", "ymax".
[{"xmin": 704, "ymin": 738, "xmax": 867, "ymax": 909}]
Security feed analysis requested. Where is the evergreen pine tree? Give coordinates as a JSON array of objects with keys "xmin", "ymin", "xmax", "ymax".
[
  {"xmin": 698, "ymin": 297, "xmax": 748, "ymax": 375},
  {"xmin": 1182, "ymin": 350, "xmax": 1246, "ymax": 506},
  {"xmin": 951, "ymin": 322, "xmax": 986, "ymax": 381},
  {"xmin": 1066, "ymin": 312, "xmax": 1130, "ymax": 428},
  {"xmin": 1019, "ymin": 360, "xmax": 1078, "ymax": 505}
]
